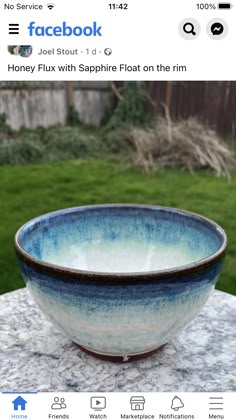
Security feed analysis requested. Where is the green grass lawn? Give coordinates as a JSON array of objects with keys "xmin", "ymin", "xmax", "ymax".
[{"xmin": 1, "ymin": 158, "xmax": 235, "ymax": 296}]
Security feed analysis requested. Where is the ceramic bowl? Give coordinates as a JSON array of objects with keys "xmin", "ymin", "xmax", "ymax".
[{"xmin": 15, "ymin": 204, "xmax": 227, "ymax": 362}]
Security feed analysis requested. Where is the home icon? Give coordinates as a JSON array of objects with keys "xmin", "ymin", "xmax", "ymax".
[
  {"xmin": 12, "ymin": 396, "xmax": 27, "ymax": 411},
  {"xmin": 130, "ymin": 396, "xmax": 145, "ymax": 411}
]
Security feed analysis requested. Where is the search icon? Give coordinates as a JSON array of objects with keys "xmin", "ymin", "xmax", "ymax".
[
  {"xmin": 179, "ymin": 18, "xmax": 200, "ymax": 40},
  {"xmin": 183, "ymin": 23, "xmax": 196, "ymax": 36}
]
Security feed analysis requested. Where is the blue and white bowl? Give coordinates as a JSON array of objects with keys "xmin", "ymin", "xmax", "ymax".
[{"xmin": 15, "ymin": 205, "xmax": 227, "ymax": 362}]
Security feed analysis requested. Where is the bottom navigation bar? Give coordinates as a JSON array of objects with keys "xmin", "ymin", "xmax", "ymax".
[{"xmin": 0, "ymin": 392, "xmax": 233, "ymax": 420}]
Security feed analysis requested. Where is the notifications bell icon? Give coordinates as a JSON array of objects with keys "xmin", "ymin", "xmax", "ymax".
[{"xmin": 171, "ymin": 396, "xmax": 184, "ymax": 411}]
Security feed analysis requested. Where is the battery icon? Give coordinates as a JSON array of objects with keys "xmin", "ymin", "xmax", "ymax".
[{"xmin": 218, "ymin": 3, "xmax": 232, "ymax": 8}]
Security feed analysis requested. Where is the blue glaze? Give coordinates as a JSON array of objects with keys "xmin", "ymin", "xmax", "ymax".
[
  {"xmin": 15, "ymin": 205, "xmax": 226, "ymax": 357},
  {"xmin": 17, "ymin": 205, "xmax": 225, "ymax": 276},
  {"xmin": 18, "ymin": 206, "xmax": 223, "ymax": 265}
]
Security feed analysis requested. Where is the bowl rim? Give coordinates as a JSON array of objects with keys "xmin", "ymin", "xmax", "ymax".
[{"xmin": 15, "ymin": 204, "xmax": 227, "ymax": 280}]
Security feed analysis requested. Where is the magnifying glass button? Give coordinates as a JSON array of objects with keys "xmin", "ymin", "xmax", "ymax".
[
  {"xmin": 183, "ymin": 23, "xmax": 195, "ymax": 35},
  {"xmin": 179, "ymin": 18, "xmax": 201, "ymax": 40}
]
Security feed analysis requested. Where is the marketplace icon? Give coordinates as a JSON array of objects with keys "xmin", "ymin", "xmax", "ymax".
[{"xmin": 130, "ymin": 396, "xmax": 145, "ymax": 411}]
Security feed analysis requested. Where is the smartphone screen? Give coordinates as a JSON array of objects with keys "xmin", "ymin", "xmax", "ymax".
[{"xmin": 0, "ymin": 0, "xmax": 235, "ymax": 419}]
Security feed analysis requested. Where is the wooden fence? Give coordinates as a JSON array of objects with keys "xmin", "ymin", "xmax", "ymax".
[
  {"xmin": 0, "ymin": 81, "xmax": 236, "ymax": 141},
  {"xmin": 145, "ymin": 81, "xmax": 236, "ymax": 141},
  {"xmin": 0, "ymin": 82, "xmax": 111, "ymax": 130}
]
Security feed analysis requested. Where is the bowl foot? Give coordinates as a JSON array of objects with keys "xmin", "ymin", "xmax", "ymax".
[{"xmin": 73, "ymin": 342, "xmax": 166, "ymax": 362}]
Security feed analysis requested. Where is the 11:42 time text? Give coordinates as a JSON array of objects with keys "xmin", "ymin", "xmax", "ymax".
[{"xmin": 108, "ymin": 3, "xmax": 128, "ymax": 9}]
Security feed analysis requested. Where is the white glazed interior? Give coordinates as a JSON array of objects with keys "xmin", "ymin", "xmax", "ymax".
[{"xmin": 46, "ymin": 239, "xmax": 209, "ymax": 273}]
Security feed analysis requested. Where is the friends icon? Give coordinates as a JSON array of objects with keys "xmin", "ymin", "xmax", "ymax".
[{"xmin": 51, "ymin": 397, "xmax": 67, "ymax": 410}]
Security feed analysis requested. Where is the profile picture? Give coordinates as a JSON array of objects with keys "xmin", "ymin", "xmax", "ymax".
[{"xmin": 8, "ymin": 45, "xmax": 33, "ymax": 57}]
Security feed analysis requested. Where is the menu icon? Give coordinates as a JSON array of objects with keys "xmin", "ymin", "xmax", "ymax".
[
  {"xmin": 209, "ymin": 396, "xmax": 224, "ymax": 410},
  {"xmin": 9, "ymin": 23, "xmax": 20, "ymax": 34}
]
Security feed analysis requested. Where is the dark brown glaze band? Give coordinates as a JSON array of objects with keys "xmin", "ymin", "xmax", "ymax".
[{"xmin": 15, "ymin": 248, "xmax": 226, "ymax": 285}]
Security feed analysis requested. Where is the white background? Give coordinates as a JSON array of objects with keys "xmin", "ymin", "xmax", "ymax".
[
  {"xmin": 0, "ymin": 392, "xmax": 235, "ymax": 419},
  {"xmin": 0, "ymin": 0, "xmax": 235, "ymax": 80}
]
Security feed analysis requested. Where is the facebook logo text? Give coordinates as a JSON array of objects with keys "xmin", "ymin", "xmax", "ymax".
[{"xmin": 27, "ymin": 22, "xmax": 102, "ymax": 36}]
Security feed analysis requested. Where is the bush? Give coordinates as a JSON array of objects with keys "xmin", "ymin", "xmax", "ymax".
[
  {"xmin": 66, "ymin": 106, "xmax": 81, "ymax": 126},
  {"xmin": 102, "ymin": 126, "xmax": 133, "ymax": 156},
  {"xmin": 1, "ymin": 118, "xmax": 234, "ymax": 178},
  {"xmin": 106, "ymin": 82, "xmax": 150, "ymax": 129},
  {"xmin": 0, "ymin": 137, "xmax": 44, "ymax": 165},
  {"xmin": 0, "ymin": 126, "xmax": 102, "ymax": 165},
  {"xmin": 42, "ymin": 127, "xmax": 101, "ymax": 159},
  {"xmin": 127, "ymin": 117, "xmax": 235, "ymax": 177},
  {"xmin": 0, "ymin": 113, "xmax": 12, "ymax": 135}
]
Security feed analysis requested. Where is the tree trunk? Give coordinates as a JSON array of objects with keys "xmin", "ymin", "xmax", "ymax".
[{"xmin": 65, "ymin": 81, "xmax": 75, "ymax": 109}]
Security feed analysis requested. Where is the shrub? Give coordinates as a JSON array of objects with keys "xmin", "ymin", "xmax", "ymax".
[
  {"xmin": 0, "ymin": 113, "xmax": 12, "ymax": 135},
  {"xmin": 106, "ymin": 82, "xmax": 150, "ymax": 129},
  {"xmin": 0, "ymin": 126, "xmax": 102, "ymax": 165},
  {"xmin": 66, "ymin": 106, "xmax": 81, "ymax": 126},
  {"xmin": 127, "ymin": 117, "xmax": 235, "ymax": 177},
  {"xmin": 0, "ymin": 138, "xmax": 44, "ymax": 165}
]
